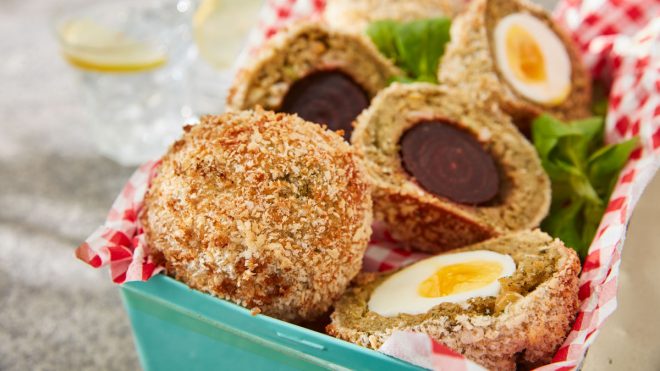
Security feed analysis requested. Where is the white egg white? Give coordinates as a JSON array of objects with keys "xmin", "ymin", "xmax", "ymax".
[
  {"xmin": 368, "ymin": 250, "xmax": 516, "ymax": 317},
  {"xmin": 494, "ymin": 12, "xmax": 571, "ymax": 105}
]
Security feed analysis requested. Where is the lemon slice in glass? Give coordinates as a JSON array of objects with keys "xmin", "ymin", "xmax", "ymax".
[
  {"xmin": 59, "ymin": 19, "xmax": 167, "ymax": 73},
  {"xmin": 193, "ymin": 0, "xmax": 263, "ymax": 69}
]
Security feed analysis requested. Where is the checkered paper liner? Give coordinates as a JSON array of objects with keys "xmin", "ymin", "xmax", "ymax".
[{"xmin": 76, "ymin": 0, "xmax": 660, "ymax": 369}]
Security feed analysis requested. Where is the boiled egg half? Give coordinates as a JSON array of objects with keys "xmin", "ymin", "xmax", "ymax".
[
  {"xmin": 494, "ymin": 12, "xmax": 571, "ymax": 106},
  {"xmin": 368, "ymin": 250, "xmax": 516, "ymax": 317}
]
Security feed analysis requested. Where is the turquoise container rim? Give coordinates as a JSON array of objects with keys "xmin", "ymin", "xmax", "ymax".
[{"xmin": 121, "ymin": 274, "xmax": 424, "ymax": 370}]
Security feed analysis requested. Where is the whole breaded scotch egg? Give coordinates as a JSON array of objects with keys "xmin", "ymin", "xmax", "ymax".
[{"xmin": 140, "ymin": 109, "xmax": 372, "ymax": 323}]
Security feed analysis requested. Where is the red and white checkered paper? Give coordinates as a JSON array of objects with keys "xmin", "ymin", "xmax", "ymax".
[{"xmin": 76, "ymin": 0, "xmax": 660, "ymax": 369}]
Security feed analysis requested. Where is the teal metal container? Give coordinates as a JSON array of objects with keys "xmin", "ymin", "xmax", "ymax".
[{"xmin": 121, "ymin": 275, "xmax": 422, "ymax": 370}]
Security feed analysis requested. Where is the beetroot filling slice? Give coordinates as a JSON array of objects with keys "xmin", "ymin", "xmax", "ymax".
[
  {"xmin": 279, "ymin": 70, "xmax": 369, "ymax": 141},
  {"xmin": 400, "ymin": 121, "xmax": 500, "ymax": 205}
]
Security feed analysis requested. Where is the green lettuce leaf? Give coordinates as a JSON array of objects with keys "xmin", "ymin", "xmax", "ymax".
[
  {"xmin": 532, "ymin": 114, "xmax": 637, "ymax": 260},
  {"xmin": 367, "ymin": 18, "xmax": 451, "ymax": 83},
  {"xmin": 541, "ymin": 198, "xmax": 585, "ymax": 257},
  {"xmin": 366, "ymin": 20, "xmax": 398, "ymax": 63},
  {"xmin": 591, "ymin": 81, "xmax": 610, "ymax": 117},
  {"xmin": 588, "ymin": 138, "xmax": 638, "ymax": 198}
]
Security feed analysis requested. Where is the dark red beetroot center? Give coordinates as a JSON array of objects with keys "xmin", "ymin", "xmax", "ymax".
[
  {"xmin": 279, "ymin": 70, "xmax": 369, "ymax": 141},
  {"xmin": 400, "ymin": 120, "xmax": 500, "ymax": 205}
]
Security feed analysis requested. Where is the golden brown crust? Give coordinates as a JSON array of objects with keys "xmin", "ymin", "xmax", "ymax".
[
  {"xmin": 325, "ymin": 0, "xmax": 458, "ymax": 34},
  {"xmin": 227, "ymin": 22, "xmax": 401, "ymax": 113},
  {"xmin": 438, "ymin": 0, "xmax": 592, "ymax": 133},
  {"xmin": 327, "ymin": 230, "xmax": 581, "ymax": 370},
  {"xmin": 140, "ymin": 109, "xmax": 372, "ymax": 323},
  {"xmin": 351, "ymin": 83, "xmax": 551, "ymax": 253}
]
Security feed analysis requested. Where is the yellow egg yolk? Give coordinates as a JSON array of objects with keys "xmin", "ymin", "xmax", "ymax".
[
  {"xmin": 418, "ymin": 261, "xmax": 504, "ymax": 298},
  {"xmin": 505, "ymin": 24, "xmax": 546, "ymax": 84}
]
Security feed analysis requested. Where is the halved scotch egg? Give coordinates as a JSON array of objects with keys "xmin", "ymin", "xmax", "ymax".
[
  {"xmin": 351, "ymin": 83, "xmax": 551, "ymax": 253},
  {"xmin": 227, "ymin": 22, "xmax": 400, "ymax": 141},
  {"xmin": 369, "ymin": 250, "xmax": 516, "ymax": 317},
  {"xmin": 494, "ymin": 13, "xmax": 571, "ymax": 106},
  {"xmin": 327, "ymin": 230, "xmax": 582, "ymax": 370},
  {"xmin": 438, "ymin": 0, "xmax": 591, "ymax": 133}
]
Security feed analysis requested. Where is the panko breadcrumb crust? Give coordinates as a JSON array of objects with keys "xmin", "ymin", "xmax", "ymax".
[
  {"xmin": 438, "ymin": 0, "xmax": 592, "ymax": 133},
  {"xmin": 140, "ymin": 110, "xmax": 372, "ymax": 323},
  {"xmin": 325, "ymin": 0, "xmax": 458, "ymax": 34},
  {"xmin": 227, "ymin": 22, "xmax": 401, "ymax": 114},
  {"xmin": 351, "ymin": 83, "xmax": 551, "ymax": 253},
  {"xmin": 327, "ymin": 230, "xmax": 581, "ymax": 371}
]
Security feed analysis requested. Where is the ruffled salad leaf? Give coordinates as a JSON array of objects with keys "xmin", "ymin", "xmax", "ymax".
[
  {"xmin": 532, "ymin": 114, "xmax": 637, "ymax": 260},
  {"xmin": 367, "ymin": 18, "xmax": 451, "ymax": 83}
]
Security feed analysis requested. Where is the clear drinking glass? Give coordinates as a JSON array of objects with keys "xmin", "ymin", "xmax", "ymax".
[
  {"xmin": 190, "ymin": 0, "xmax": 264, "ymax": 115},
  {"xmin": 55, "ymin": 0, "xmax": 198, "ymax": 166}
]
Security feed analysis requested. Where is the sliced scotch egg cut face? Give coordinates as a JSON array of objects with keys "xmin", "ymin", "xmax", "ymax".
[
  {"xmin": 399, "ymin": 120, "xmax": 500, "ymax": 205},
  {"xmin": 368, "ymin": 250, "xmax": 516, "ymax": 317},
  {"xmin": 494, "ymin": 12, "xmax": 571, "ymax": 106},
  {"xmin": 279, "ymin": 70, "xmax": 370, "ymax": 141}
]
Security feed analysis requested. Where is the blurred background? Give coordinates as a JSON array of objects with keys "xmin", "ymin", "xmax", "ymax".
[{"xmin": 0, "ymin": 0, "xmax": 658, "ymax": 369}]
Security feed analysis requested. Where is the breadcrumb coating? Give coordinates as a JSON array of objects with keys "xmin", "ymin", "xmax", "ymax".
[{"xmin": 141, "ymin": 109, "xmax": 372, "ymax": 323}]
